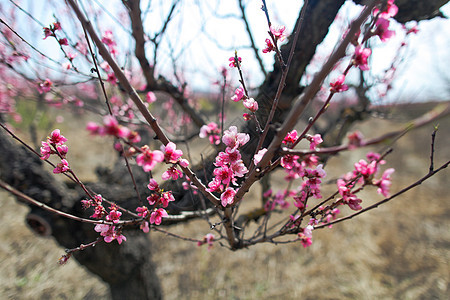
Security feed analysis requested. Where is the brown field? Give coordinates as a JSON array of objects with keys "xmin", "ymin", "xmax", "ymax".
[{"xmin": 1, "ymin": 103, "xmax": 449, "ymax": 299}]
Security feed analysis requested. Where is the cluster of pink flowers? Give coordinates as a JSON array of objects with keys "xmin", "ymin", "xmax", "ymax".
[
  {"xmin": 197, "ymin": 233, "xmax": 215, "ymax": 250},
  {"xmin": 199, "ymin": 122, "xmax": 221, "ymax": 145},
  {"xmin": 298, "ymin": 225, "xmax": 314, "ymax": 248},
  {"xmin": 231, "ymin": 85, "xmax": 258, "ymax": 113},
  {"xmin": 207, "ymin": 126, "xmax": 249, "ymax": 207},
  {"xmin": 145, "ymin": 178, "xmax": 174, "ymax": 225},
  {"xmin": 81, "ymin": 194, "xmax": 106, "ymax": 219},
  {"xmin": 160, "ymin": 142, "xmax": 189, "ymax": 180},
  {"xmin": 40, "ymin": 129, "xmax": 71, "ymax": 174},
  {"xmin": 262, "ymin": 25, "xmax": 287, "ymax": 54},
  {"xmin": 86, "ymin": 115, "xmax": 141, "ymax": 143},
  {"xmin": 101, "ymin": 30, "xmax": 118, "ymax": 56},
  {"xmin": 43, "ymin": 21, "xmax": 69, "ymax": 49},
  {"xmin": 94, "ymin": 224, "xmax": 126, "ymax": 244},
  {"xmin": 43, "ymin": 21, "xmax": 61, "ymax": 40},
  {"xmin": 336, "ymin": 152, "xmax": 395, "ymax": 211},
  {"xmin": 84, "ymin": 202, "xmax": 126, "ymax": 244}
]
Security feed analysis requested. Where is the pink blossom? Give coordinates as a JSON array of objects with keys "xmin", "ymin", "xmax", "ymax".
[
  {"xmin": 53, "ymin": 159, "xmax": 70, "ymax": 174},
  {"xmin": 329, "ymin": 75, "xmax": 349, "ymax": 93},
  {"xmin": 220, "ymin": 187, "xmax": 236, "ymax": 207},
  {"xmin": 230, "ymin": 160, "xmax": 248, "ymax": 178},
  {"xmin": 373, "ymin": 0, "xmax": 398, "ymax": 19},
  {"xmin": 106, "ymin": 207, "xmax": 122, "ymax": 223},
  {"xmin": 42, "ymin": 27, "xmax": 54, "ymax": 39},
  {"xmin": 307, "ymin": 134, "xmax": 323, "ymax": 150},
  {"xmin": 213, "ymin": 166, "xmax": 233, "ymax": 185},
  {"xmin": 147, "ymin": 194, "xmax": 160, "ymax": 206},
  {"xmin": 162, "ymin": 166, "xmax": 183, "ymax": 180},
  {"xmin": 107, "ymin": 73, "xmax": 116, "ymax": 84},
  {"xmin": 270, "ymin": 25, "xmax": 287, "ymax": 42},
  {"xmin": 40, "ymin": 142, "xmax": 53, "ymax": 160},
  {"xmin": 161, "ymin": 142, "xmax": 183, "ymax": 163},
  {"xmin": 281, "ymin": 154, "xmax": 298, "ymax": 170},
  {"xmin": 352, "ymin": 46, "xmax": 372, "ymax": 71},
  {"xmin": 253, "ymin": 148, "xmax": 267, "ymax": 165},
  {"xmin": 160, "ymin": 191, "xmax": 175, "ymax": 208},
  {"xmin": 56, "ymin": 144, "xmax": 68, "ymax": 158},
  {"xmin": 199, "ymin": 122, "xmax": 221, "ymax": 145},
  {"xmin": 207, "ymin": 178, "xmax": 222, "ymax": 193},
  {"xmin": 101, "ymin": 30, "xmax": 116, "ymax": 47},
  {"xmin": 222, "ymin": 126, "xmax": 249, "ymax": 150},
  {"xmin": 179, "ymin": 158, "xmax": 189, "ymax": 167},
  {"xmin": 243, "ymin": 98, "xmax": 258, "ymax": 112},
  {"xmin": 58, "ymin": 38, "xmax": 68, "ymax": 46},
  {"xmin": 262, "ymin": 38, "xmax": 274, "ymax": 53},
  {"xmin": 148, "ymin": 178, "xmax": 160, "ymax": 191},
  {"xmin": 231, "ymin": 87, "xmax": 245, "ymax": 102},
  {"xmin": 354, "ymin": 159, "xmax": 377, "ymax": 178},
  {"xmin": 197, "ymin": 233, "xmax": 215, "ymax": 250},
  {"xmin": 373, "ymin": 18, "xmax": 395, "ymax": 42},
  {"xmin": 37, "ymin": 79, "xmax": 53, "ymax": 94},
  {"xmin": 136, "ymin": 147, "xmax": 164, "ymax": 172},
  {"xmin": 140, "ymin": 221, "xmax": 149, "ymax": 233},
  {"xmin": 48, "ymin": 129, "xmax": 68, "ymax": 145},
  {"xmin": 86, "ymin": 122, "xmax": 101, "ymax": 135},
  {"xmin": 283, "ymin": 130, "xmax": 298, "ymax": 145},
  {"xmin": 53, "ymin": 22, "xmax": 61, "ymax": 31},
  {"xmin": 243, "ymin": 113, "xmax": 251, "ymax": 121},
  {"xmin": 228, "ymin": 56, "xmax": 242, "ymax": 68},
  {"xmin": 150, "ymin": 208, "xmax": 168, "ymax": 225},
  {"xmin": 94, "ymin": 224, "xmax": 126, "ymax": 244},
  {"xmin": 136, "ymin": 206, "xmax": 149, "ymax": 218},
  {"xmin": 146, "ymin": 91, "xmax": 156, "ymax": 103},
  {"xmin": 374, "ymin": 168, "xmax": 395, "ymax": 197}
]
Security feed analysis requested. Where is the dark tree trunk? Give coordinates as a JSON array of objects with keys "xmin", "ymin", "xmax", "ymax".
[{"xmin": 0, "ymin": 128, "xmax": 162, "ymax": 300}]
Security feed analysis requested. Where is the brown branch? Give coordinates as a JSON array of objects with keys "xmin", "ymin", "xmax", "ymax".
[
  {"xmin": 66, "ymin": 0, "xmax": 220, "ymax": 208},
  {"xmin": 281, "ymin": 102, "xmax": 450, "ymax": 156},
  {"xmin": 0, "ymin": 179, "xmax": 112, "ymax": 225},
  {"xmin": 234, "ymin": 1, "xmax": 379, "ymax": 205},
  {"xmin": 123, "ymin": 0, "xmax": 206, "ymax": 128},
  {"xmin": 314, "ymin": 159, "xmax": 450, "ymax": 229},
  {"xmin": 238, "ymin": 0, "xmax": 267, "ymax": 77}
]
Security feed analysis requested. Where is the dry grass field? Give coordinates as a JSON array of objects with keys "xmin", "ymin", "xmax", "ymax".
[{"xmin": 0, "ymin": 103, "xmax": 449, "ymax": 299}]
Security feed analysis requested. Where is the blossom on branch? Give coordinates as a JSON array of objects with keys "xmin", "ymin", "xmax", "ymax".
[
  {"xmin": 228, "ymin": 56, "xmax": 242, "ymax": 68},
  {"xmin": 231, "ymin": 87, "xmax": 245, "ymax": 102},
  {"xmin": 197, "ymin": 233, "xmax": 215, "ymax": 250},
  {"xmin": 136, "ymin": 146, "xmax": 164, "ymax": 172},
  {"xmin": 37, "ymin": 79, "xmax": 53, "ymax": 94},
  {"xmin": 150, "ymin": 208, "xmax": 168, "ymax": 225},
  {"xmin": 270, "ymin": 25, "xmax": 287, "ymax": 42},
  {"xmin": 262, "ymin": 38, "xmax": 274, "ymax": 53},
  {"xmin": 329, "ymin": 75, "xmax": 349, "ymax": 93},
  {"xmin": 352, "ymin": 46, "xmax": 372, "ymax": 71}
]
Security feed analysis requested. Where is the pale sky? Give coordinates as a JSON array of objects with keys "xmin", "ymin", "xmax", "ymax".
[{"xmin": 2, "ymin": 0, "xmax": 450, "ymax": 103}]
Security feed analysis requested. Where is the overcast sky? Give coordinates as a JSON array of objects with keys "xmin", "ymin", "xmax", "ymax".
[{"xmin": 2, "ymin": 0, "xmax": 450, "ymax": 103}]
